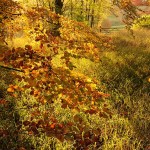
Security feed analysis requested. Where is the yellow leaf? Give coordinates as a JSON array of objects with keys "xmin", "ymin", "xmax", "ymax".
[
  {"xmin": 90, "ymin": 83, "xmax": 97, "ymax": 89},
  {"xmin": 86, "ymin": 78, "xmax": 92, "ymax": 83},
  {"xmin": 103, "ymin": 43, "xmax": 107, "ymax": 46},
  {"xmin": 24, "ymin": 69, "xmax": 30, "ymax": 76}
]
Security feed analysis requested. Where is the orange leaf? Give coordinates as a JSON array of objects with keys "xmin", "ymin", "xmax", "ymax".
[
  {"xmin": 58, "ymin": 124, "xmax": 63, "ymax": 128},
  {"xmin": 0, "ymin": 55, "xmax": 4, "ymax": 61},
  {"xmin": 28, "ymin": 131, "xmax": 33, "ymax": 135},
  {"xmin": 13, "ymin": 85, "xmax": 19, "ymax": 89},
  {"xmin": 50, "ymin": 123, "xmax": 56, "ymax": 129},
  {"xmin": 7, "ymin": 87, "xmax": 15, "ymax": 93},
  {"xmin": 12, "ymin": 93, "xmax": 18, "ymax": 98}
]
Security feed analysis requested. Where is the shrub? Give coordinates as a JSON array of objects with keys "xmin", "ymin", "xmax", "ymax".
[{"xmin": 133, "ymin": 15, "xmax": 150, "ymax": 29}]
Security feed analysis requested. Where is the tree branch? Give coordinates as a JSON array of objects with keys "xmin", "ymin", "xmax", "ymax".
[{"xmin": 0, "ymin": 65, "xmax": 23, "ymax": 72}]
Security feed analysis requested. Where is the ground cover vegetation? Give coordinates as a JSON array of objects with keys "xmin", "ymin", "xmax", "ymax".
[{"xmin": 0, "ymin": 0, "xmax": 150, "ymax": 149}]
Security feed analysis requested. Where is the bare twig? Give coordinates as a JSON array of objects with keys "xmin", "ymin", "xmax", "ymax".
[{"xmin": 0, "ymin": 65, "xmax": 23, "ymax": 72}]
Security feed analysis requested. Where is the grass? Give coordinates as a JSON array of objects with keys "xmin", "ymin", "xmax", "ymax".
[
  {"xmin": 93, "ymin": 29, "xmax": 150, "ymax": 149},
  {"xmin": 0, "ymin": 26, "xmax": 150, "ymax": 149}
]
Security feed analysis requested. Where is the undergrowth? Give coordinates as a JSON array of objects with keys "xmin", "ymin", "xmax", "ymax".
[
  {"xmin": 0, "ymin": 12, "xmax": 150, "ymax": 149},
  {"xmin": 94, "ymin": 29, "xmax": 150, "ymax": 150}
]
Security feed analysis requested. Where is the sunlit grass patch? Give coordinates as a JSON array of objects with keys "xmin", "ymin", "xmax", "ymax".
[{"xmin": 101, "ymin": 116, "xmax": 141, "ymax": 150}]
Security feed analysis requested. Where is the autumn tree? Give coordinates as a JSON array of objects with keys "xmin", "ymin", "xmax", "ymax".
[
  {"xmin": 54, "ymin": 0, "xmax": 141, "ymax": 31},
  {"xmin": 0, "ymin": 0, "xmax": 113, "ymax": 149},
  {"xmin": 0, "ymin": 0, "xmax": 21, "ymax": 44},
  {"xmin": 63, "ymin": 0, "xmax": 111, "ymax": 28},
  {"xmin": 13, "ymin": 0, "xmax": 142, "ymax": 31}
]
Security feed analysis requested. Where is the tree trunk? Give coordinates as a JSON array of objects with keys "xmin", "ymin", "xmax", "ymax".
[
  {"xmin": 55, "ymin": 0, "xmax": 63, "ymax": 15},
  {"xmin": 52, "ymin": 0, "xmax": 63, "ymax": 36},
  {"xmin": 90, "ymin": 0, "xmax": 96, "ymax": 28},
  {"xmin": 70, "ymin": 0, "xmax": 73, "ymax": 19}
]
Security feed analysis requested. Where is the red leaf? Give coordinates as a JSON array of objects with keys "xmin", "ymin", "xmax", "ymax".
[
  {"xmin": 85, "ymin": 109, "xmax": 98, "ymax": 114},
  {"xmin": 37, "ymin": 119, "xmax": 44, "ymax": 127},
  {"xmin": 40, "ymin": 43, "xmax": 43, "ymax": 49},
  {"xmin": 25, "ymin": 45, "xmax": 32, "ymax": 50},
  {"xmin": 23, "ymin": 121, "xmax": 30, "ymax": 126},
  {"xmin": 55, "ymin": 134, "xmax": 64, "ymax": 142},
  {"xmin": 30, "ymin": 126, "xmax": 38, "ymax": 135},
  {"xmin": 99, "ymin": 112, "xmax": 108, "ymax": 118},
  {"xmin": 0, "ymin": 99, "xmax": 7, "ymax": 105}
]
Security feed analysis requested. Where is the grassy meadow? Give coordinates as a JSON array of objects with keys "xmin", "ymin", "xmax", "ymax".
[{"xmin": 95, "ymin": 29, "xmax": 150, "ymax": 149}]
